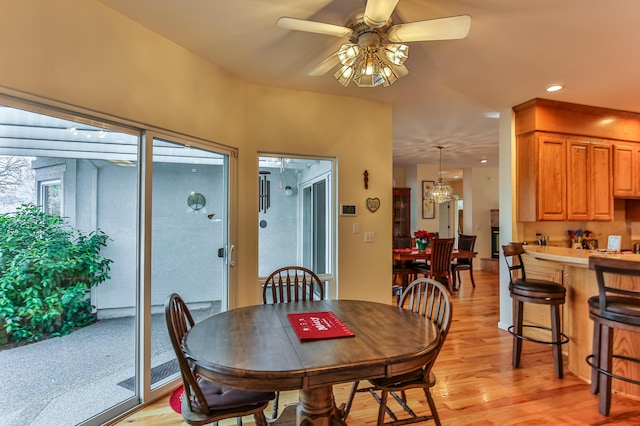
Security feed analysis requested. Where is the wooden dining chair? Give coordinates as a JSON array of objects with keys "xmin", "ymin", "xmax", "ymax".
[
  {"xmin": 343, "ymin": 278, "xmax": 452, "ymax": 425},
  {"xmin": 262, "ymin": 266, "xmax": 324, "ymax": 304},
  {"xmin": 392, "ymin": 237, "xmax": 420, "ymax": 301},
  {"xmin": 451, "ymin": 234, "xmax": 477, "ymax": 290},
  {"xmin": 262, "ymin": 266, "xmax": 324, "ymax": 418},
  {"xmin": 164, "ymin": 293, "xmax": 274, "ymax": 426},
  {"xmin": 415, "ymin": 238, "xmax": 455, "ymax": 293}
]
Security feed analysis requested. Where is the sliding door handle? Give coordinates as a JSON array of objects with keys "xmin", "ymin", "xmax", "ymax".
[{"xmin": 228, "ymin": 244, "xmax": 235, "ymax": 267}]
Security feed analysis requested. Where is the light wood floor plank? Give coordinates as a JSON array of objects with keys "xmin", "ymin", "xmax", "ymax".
[{"xmin": 114, "ymin": 271, "xmax": 640, "ymax": 425}]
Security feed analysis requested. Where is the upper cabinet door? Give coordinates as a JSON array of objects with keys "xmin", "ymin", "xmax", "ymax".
[
  {"xmin": 567, "ymin": 140, "xmax": 589, "ymax": 221},
  {"xmin": 567, "ymin": 139, "xmax": 613, "ymax": 221},
  {"xmin": 613, "ymin": 143, "xmax": 637, "ymax": 198},
  {"xmin": 536, "ymin": 134, "xmax": 567, "ymax": 221},
  {"xmin": 590, "ymin": 142, "xmax": 613, "ymax": 220}
]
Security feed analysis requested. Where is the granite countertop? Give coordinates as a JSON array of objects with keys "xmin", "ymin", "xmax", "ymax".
[{"xmin": 523, "ymin": 245, "xmax": 640, "ymax": 266}]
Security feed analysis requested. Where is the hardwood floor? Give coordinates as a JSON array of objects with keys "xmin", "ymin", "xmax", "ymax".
[{"xmin": 115, "ymin": 271, "xmax": 640, "ymax": 425}]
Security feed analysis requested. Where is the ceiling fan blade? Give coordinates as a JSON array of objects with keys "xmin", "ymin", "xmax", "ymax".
[
  {"xmin": 364, "ymin": 0, "xmax": 399, "ymax": 28},
  {"xmin": 387, "ymin": 15, "xmax": 471, "ymax": 43},
  {"xmin": 276, "ymin": 17, "xmax": 353, "ymax": 38},
  {"xmin": 307, "ymin": 53, "xmax": 341, "ymax": 77}
]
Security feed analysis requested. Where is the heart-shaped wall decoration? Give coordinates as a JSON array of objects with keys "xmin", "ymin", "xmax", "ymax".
[{"xmin": 366, "ymin": 197, "xmax": 381, "ymax": 213}]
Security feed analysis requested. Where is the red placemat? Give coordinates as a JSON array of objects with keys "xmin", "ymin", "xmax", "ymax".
[{"xmin": 287, "ymin": 311, "xmax": 355, "ymax": 341}]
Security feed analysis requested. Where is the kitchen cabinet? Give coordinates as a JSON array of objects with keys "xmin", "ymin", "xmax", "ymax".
[
  {"xmin": 517, "ymin": 132, "xmax": 566, "ymax": 221},
  {"xmin": 567, "ymin": 138, "xmax": 613, "ymax": 221},
  {"xmin": 518, "ymin": 132, "xmax": 613, "ymax": 222},
  {"xmin": 392, "ymin": 187, "xmax": 411, "ymax": 239},
  {"xmin": 613, "ymin": 142, "xmax": 640, "ymax": 198}
]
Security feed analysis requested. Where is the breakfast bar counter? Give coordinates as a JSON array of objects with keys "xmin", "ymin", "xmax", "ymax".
[{"xmin": 521, "ymin": 246, "xmax": 640, "ymax": 399}]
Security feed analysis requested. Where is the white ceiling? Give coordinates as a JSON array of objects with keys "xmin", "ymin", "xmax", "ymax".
[{"xmin": 98, "ymin": 0, "xmax": 640, "ymax": 179}]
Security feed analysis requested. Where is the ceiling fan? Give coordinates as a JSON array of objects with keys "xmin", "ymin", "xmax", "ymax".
[{"xmin": 276, "ymin": 0, "xmax": 471, "ymax": 88}]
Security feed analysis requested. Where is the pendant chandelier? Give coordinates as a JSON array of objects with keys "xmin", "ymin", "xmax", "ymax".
[{"xmin": 426, "ymin": 146, "xmax": 457, "ymax": 203}]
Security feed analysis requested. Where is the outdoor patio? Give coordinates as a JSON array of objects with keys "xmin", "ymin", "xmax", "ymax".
[{"xmin": 0, "ymin": 309, "xmax": 210, "ymax": 426}]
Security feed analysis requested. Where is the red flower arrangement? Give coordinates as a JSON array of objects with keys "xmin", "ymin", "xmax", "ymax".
[{"xmin": 414, "ymin": 229, "xmax": 433, "ymax": 244}]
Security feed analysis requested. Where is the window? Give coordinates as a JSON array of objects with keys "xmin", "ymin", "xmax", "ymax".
[{"xmin": 40, "ymin": 179, "xmax": 61, "ymax": 215}]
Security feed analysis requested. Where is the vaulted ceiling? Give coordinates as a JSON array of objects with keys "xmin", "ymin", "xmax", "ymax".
[{"xmin": 99, "ymin": 0, "xmax": 640, "ymax": 178}]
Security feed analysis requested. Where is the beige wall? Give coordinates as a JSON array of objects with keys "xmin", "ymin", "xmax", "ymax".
[
  {"xmin": 393, "ymin": 164, "xmax": 500, "ymax": 261},
  {"xmin": 244, "ymin": 85, "xmax": 393, "ymax": 304},
  {"xmin": 0, "ymin": 0, "xmax": 394, "ymax": 306}
]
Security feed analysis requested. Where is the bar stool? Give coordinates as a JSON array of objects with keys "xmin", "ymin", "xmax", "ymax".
[
  {"xmin": 587, "ymin": 256, "xmax": 640, "ymax": 416},
  {"xmin": 502, "ymin": 243, "xmax": 569, "ymax": 378}
]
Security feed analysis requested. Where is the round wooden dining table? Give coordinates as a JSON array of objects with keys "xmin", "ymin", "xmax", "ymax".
[{"xmin": 183, "ymin": 299, "xmax": 441, "ymax": 426}]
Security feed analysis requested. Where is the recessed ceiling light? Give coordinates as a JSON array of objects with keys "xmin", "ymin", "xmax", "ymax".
[
  {"xmin": 480, "ymin": 159, "xmax": 488, "ymax": 164},
  {"xmin": 546, "ymin": 84, "xmax": 564, "ymax": 92},
  {"xmin": 483, "ymin": 112, "xmax": 500, "ymax": 119}
]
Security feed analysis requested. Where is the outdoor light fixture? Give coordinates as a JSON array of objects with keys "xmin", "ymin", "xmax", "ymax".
[
  {"xmin": 284, "ymin": 186, "xmax": 294, "ymax": 196},
  {"xmin": 426, "ymin": 146, "xmax": 458, "ymax": 203}
]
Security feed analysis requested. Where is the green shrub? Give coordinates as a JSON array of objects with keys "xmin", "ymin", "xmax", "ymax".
[{"xmin": 0, "ymin": 204, "xmax": 113, "ymax": 343}]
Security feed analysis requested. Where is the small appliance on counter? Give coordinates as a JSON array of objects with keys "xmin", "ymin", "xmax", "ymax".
[{"xmin": 607, "ymin": 235, "xmax": 621, "ymax": 252}]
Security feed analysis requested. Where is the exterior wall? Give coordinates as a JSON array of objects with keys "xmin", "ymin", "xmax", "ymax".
[
  {"xmin": 258, "ymin": 160, "xmax": 334, "ymax": 278},
  {"xmin": 258, "ymin": 166, "xmax": 299, "ymax": 277},
  {"xmin": 94, "ymin": 161, "xmax": 138, "ymax": 315},
  {"xmin": 0, "ymin": 0, "xmax": 393, "ymax": 307},
  {"xmin": 33, "ymin": 157, "xmax": 227, "ymax": 317}
]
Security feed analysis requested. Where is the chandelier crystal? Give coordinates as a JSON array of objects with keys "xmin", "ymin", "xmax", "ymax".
[{"xmin": 426, "ymin": 146, "xmax": 458, "ymax": 203}]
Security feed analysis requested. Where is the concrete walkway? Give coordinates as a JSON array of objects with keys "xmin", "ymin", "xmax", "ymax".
[{"xmin": 0, "ymin": 309, "xmax": 209, "ymax": 426}]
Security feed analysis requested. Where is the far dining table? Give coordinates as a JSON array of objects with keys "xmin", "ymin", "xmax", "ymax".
[
  {"xmin": 392, "ymin": 247, "xmax": 477, "ymax": 291},
  {"xmin": 183, "ymin": 299, "xmax": 441, "ymax": 425}
]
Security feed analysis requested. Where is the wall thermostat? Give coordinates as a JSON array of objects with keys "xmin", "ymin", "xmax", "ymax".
[{"xmin": 339, "ymin": 204, "xmax": 357, "ymax": 216}]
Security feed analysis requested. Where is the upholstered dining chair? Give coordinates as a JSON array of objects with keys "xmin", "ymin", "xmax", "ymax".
[
  {"xmin": 414, "ymin": 238, "xmax": 455, "ymax": 293},
  {"xmin": 262, "ymin": 266, "xmax": 324, "ymax": 418},
  {"xmin": 451, "ymin": 234, "xmax": 477, "ymax": 290},
  {"xmin": 343, "ymin": 278, "xmax": 452, "ymax": 425},
  {"xmin": 164, "ymin": 293, "xmax": 274, "ymax": 426}
]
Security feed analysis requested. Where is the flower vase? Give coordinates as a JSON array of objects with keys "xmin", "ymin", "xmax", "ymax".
[{"xmin": 417, "ymin": 241, "xmax": 427, "ymax": 250}]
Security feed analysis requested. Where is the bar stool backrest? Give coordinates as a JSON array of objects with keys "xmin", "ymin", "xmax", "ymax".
[
  {"xmin": 502, "ymin": 243, "xmax": 527, "ymax": 282},
  {"xmin": 589, "ymin": 256, "xmax": 640, "ymax": 323}
]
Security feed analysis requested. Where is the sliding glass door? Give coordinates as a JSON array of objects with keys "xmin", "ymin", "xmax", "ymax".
[
  {"xmin": 0, "ymin": 102, "xmax": 140, "ymax": 425},
  {"xmin": 149, "ymin": 136, "xmax": 230, "ymax": 390},
  {"xmin": 0, "ymin": 98, "xmax": 232, "ymax": 425}
]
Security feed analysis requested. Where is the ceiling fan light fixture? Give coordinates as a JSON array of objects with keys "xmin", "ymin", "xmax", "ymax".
[
  {"xmin": 277, "ymin": 6, "xmax": 471, "ymax": 89},
  {"xmin": 343, "ymin": 47, "xmax": 398, "ymax": 87},
  {"xmin": 381, "ymin": 63, "xmax": 398, "ymax": 85},
  {"xmin": 334, "ymin": 64, "xmax": 355, "ymax": 86},
  {"xmin": 337, "ymin": 43, "xmax": 361, "ymax": 66},
  {"xmin": 383, "ymin": 43, "xmax": 409, "ymax": 65}
]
